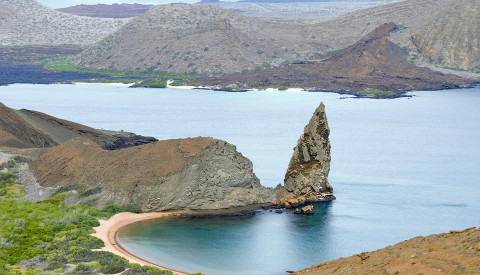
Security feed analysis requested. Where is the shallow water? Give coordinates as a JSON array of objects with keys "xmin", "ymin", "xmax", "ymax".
[{"xmin": 1, "ymin": 84, "xmax": 479, "ymax": 274}]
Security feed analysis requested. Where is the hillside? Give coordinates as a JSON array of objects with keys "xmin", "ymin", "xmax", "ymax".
[
  {"xmin": 76, "ymin": 0, "xmax": 477, "ymax": 75},
  {"xmin": 0, "ymin": 0, "xmax": 128, "ymax": 46},
  {"xmin": 57, "ymin": 3, "xmax": 153, "ymax": 18},
  {"xmin": 294, "ymin": 227, "xmax": 480, "ymax": 275},
  {"xmin": 76, "ymin": 4, "xmax": 324, "ymax": 75},
  {"xmin": 195, "ymin": 23, "xmax": 472, "ymax": 96},
  {"xmin": 411, "ymin": 0, "xmax": 480, "ymax": 71},
  {"xmin": 0, "ymin": 102, "xmax": 156, "ymax": 150},
  {"xmin": 203, "ymin": 0, "xmax": 403, "ymax": 22}
]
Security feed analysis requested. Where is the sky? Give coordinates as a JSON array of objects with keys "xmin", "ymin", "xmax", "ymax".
[{"xmin": 37, "ymin": 0, "xmax": 235, "ymax": 9}]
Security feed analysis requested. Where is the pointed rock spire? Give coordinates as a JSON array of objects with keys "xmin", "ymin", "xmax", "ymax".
[{"xmin": 284, "ymin": 102, "xmax": 333, "ymax": 199}]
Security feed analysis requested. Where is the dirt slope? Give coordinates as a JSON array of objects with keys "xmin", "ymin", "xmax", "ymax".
[
  {"xmin": 195, "ymin": 23, "xmax": 472, "ymax": 96},
  {"xmin": 75, "ymin": 4, "xmax": 327, "ymax": 74},
  {"xmin": 0, "ymin": 103, "xmax": 57, "ymax": 148},
  {"xmin": 0, "ymin": 0, "xmax": 128, "ymax": 46},
  {"xmin": 77, "ymin": 0, "xmax": 471, "ymax": 74},
  {"xmin": 411, "ymin": 0, "xmax": 480, "ymax": 71},
  {"xmin": 294, "ymin": 227, "xmax": 480, "ymax": 275},
  {"xmin": 0, "ymin": 102, "xmax": 156, "ymax": 149}
]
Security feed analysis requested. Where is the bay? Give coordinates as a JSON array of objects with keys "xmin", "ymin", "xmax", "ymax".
[{"xmin": 0, "ymin": 84, "xmax": 479, "ymax": 274}]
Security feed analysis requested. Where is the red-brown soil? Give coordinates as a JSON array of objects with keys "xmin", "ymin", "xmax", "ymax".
[{"xmin": 294, "ymin": 227, "xmax": 480, "ymax": 275}]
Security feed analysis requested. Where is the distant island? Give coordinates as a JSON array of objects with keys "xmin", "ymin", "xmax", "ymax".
[{"xmin": 0, "ymin": 0, "xmax": 478, "ymax": 97}]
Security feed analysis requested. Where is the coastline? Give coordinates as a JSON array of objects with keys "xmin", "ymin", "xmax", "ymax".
[
  {"xmin": 92, "ymin": 211, "xmax": 189, "ymax": 275},
  {"xmin": 91, "ymin": 205, "xmax": 270, "ymax": 275}
]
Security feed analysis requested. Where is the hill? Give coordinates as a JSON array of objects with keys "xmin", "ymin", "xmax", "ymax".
[
  {"xmin": 0, "ymin": 102, "xmax": 156, "ymax": 150},
  {"xmin": 294, "ymin": 227, "xmax": 480, "ymax": 275},
  {"xmin": 76, "ymin": 4, "xmax": 324, "ymax": 75},
  {"xmin": 57, "ymin": 3, "xmax": 153, "ymax": 18},
  {"xmin": 0, "ymin": 0, "xmax": 128, "ymax": 46},
  {"xmin": 77, "ymin": 0, "xmax": 478, "ymax": 75},
  {"xmin": 411, "ymin": 0, "xmax": 480, "ymax": 71},
  {"xmin": 194, "ymin": 23, "xmax": 472, "ymax": 96}
]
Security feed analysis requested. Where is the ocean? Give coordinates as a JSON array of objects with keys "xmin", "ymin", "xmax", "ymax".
[{"xmin": 1, "ymin": 84, "xmax": 479, "ymax": 274}]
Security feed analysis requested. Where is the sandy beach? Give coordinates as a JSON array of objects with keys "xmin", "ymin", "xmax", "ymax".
[{"xmin": 92, "ymin": 211, "xmax": 189, "ymax": 275}]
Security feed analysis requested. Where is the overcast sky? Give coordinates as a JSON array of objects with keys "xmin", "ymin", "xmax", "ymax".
[{"xmin": 37, "ymin": 0, "xmax": 238, "ymax": 9}]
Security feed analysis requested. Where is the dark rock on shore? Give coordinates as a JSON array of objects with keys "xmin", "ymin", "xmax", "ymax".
[{"xmin": 194, "ymin": 23, "xmax": 473, "ymax": 97}]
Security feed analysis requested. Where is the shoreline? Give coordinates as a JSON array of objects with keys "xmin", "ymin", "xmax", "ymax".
[
  {"xmin": 92, "ymin": 211, "xmax": 189, "ymax": 275},
  {"xmin": 91, "ymin": 205, "xmax": 270, "ymax": 275}
]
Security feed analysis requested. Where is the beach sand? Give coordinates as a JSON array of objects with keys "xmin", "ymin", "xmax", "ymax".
[{"xmin": 92, "ymin": 212, "xmax": 189, "ymax": 275}]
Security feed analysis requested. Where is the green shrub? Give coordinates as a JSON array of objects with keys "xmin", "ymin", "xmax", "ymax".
[
  {"xmin": 131, "ymin": 79, "xmax": 167, "ymax": 88},
  {"xmin": 169, "ymin": 81, "xmax": 184, "ymax": 86},
  {"xmin": 361, "ymin": 88, "xmax": 395, "ymax": 97},
  {"xmin": 78, "ymin": 186, "xmax": 102, "ymax": 198}
]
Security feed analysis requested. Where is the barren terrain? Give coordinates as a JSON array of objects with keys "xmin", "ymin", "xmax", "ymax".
[
  {"xmin": 294, "ymin": 227, "xmax": 480, "ymax": 275},
  {"xmin": 194, "ymin": 23, "xmax": 473, "ymax": 96}
]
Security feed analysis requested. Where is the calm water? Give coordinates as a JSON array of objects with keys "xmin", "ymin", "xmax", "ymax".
[{"xmin": 1, "ymin": 84, "xmax": 479, "ymax": 274}]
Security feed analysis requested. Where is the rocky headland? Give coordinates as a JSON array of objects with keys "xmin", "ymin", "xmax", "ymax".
[
  {"xmin": 1, "ymin": 101, "xmax": 335, "ymax": 212},
  {"xmin": 294, "ymin": 227, "xmax": 480, "ymax": 275},
  {"xmin": 0, "ymin": 102, "xmax": 276, "ymax": 210},
  {"xmin": 30, "ymin": 136, "xmax": 275, "ymax": 211}
]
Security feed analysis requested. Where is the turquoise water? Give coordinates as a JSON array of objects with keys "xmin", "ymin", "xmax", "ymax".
[{"xmin": 1, "ymin": 84, "xmax": 479, "ymax": 274}]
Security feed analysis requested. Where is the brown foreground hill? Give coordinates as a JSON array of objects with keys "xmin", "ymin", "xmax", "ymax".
[
  {"xmin": 0, "ymin": 102, "xmax": 275, "ymax": 210},
  {"xmin": 195, "ymin": 23, "xmax": 472, "ymax": 96},
  {"xmin": 294, "ymin": 227, "xmax": 480, "ymax": 275},
  {"xmin": 0, "ymin": 102, "xmax": 156, "ymax": 150}
]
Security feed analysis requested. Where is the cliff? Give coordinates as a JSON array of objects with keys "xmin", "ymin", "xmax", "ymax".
[
  {"xmin": 30, "ymin": 137, "xmax": 275, "ymax": 211},
  {"xmin": 276, "ymin": 102, "xmax": 333, "ymax": 206},
  {"xmin": 294, "ymin": 227, "xmax": 480, "ymax": 274}
]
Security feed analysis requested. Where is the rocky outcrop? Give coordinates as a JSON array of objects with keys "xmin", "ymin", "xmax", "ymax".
[
  {"xmin": 30, "ymin": 137, "xmax": 276, "ymax": 211},
  {"xmin": 282, "ymin": 102, "xmax": 333, "ymax": 202},
  {"xmin": 294, "ymin": 205, "xmax": 314, "ymax": 215},
  {"xmin": 294, "ymin": 227, "xmax": 480, "ymax": 275}
]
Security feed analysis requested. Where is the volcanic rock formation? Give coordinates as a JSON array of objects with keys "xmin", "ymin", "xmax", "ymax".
[
  {"xmin": 31, "ymin": 137, "xmax": 275, "ymax": 211},
  {"xmin": 196, "ymin": 22, "xmax": 471, "ymax": 96},
  {"xmin": 280, "ymin": 102, "xmax": 333, "ymax": 204}
]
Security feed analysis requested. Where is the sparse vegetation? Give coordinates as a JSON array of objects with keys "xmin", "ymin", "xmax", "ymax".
[
  {"xmin": 0, "ymin": 170, "xmax": 179, "ymax": 275},
  {"xmin": 361, "ymin": 88, "xmax": 395, "ymax": 97},
  {"xmin": 130, "ymin": 79, "xmax": 167, "ymax": 88}
]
